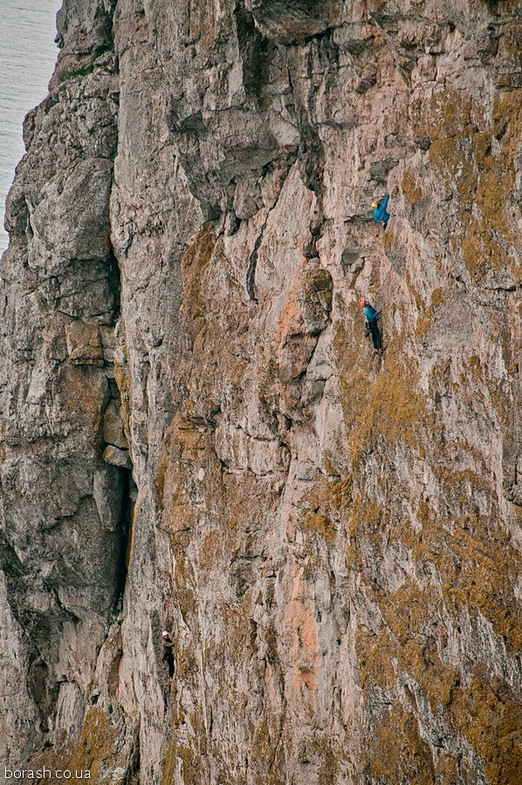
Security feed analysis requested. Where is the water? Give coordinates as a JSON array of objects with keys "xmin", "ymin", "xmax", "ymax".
[{"xmin": 0, "ymin": 0, "xmax": 61, "ymax": 255}]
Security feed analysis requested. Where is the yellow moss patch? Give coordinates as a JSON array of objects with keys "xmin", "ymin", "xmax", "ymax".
[
  {"xmin": 461, "ymin": 232, "xmax": 486, "ymax": 280},
  {"xmin": 461, "ymin": 98, "xmax": 518, "ymax": 282},
  {"xmin": 474, "ymin": 170, "xmax": 513, "ymax": 238},
  {"xmin": 402, "ymin": 169, "xmax": 424, "ymax": 204},
  {"xmin": 471, "ymin": 133, "xmax": 496, "ymax": 171},
  {"xmin": 461, "ymin": 170, "xmax": 517, "ymax": 281},
  {"xmin": 299, "ymin": 476, "xmax": 352, "ymax": 542},
  {"xmin": 348, "ymin": 496, "xmax": 381, "ymax": 536},
  {"xmin": 428, "ymin": 137, "xmax": 476, "ymax": 206},
  {"xmin": 187, "ymin": 0, "xmax": 217, "ymax": 49},
  {"xmin": 403, "ymin": 473, "xmax": 521, "ymax": 652},
  {"xmin": 302, "ymin": 509, "xmax": 336, "ymax": 541},
  {"xmin": 365, "ymin": 700, "xmax": 435, "ymax": 784},
  {"xmin": 492, "ymin": 90, "xmax": 522, "ymax": 143},
  {"xmin": 425, "ymin": 86, "xmax": 520, "ymax": 283},
  {"xmin": 356, "ymin": 627, "xmax": 396, "ymax": 691},
  {"xmin": 63, "ymin": 707, "xmax": 116, "ymax": 782},
  {"xmin": 437, "ymin": 753, "xmax": 460, "ymax": 784},
  {"xmin": 411, "ymin": 89, "xmax": 472, "ymax": 138},
  {"xmin": 175, "ymin": 743, "xmax": 199, "ymax": 785},
  {"xmin": 314, "ymin": 737, "xmax": 338, "ymax": 785},
  {"xmin": 415, "ymin": 287, "xmax": 445, "ymax": 336},
  {"xmin": 450, "ymin": 673, "xmax": 522, "ymax": 785},
  {"xmin": 402, "ymin": 638, "xmax": 460, "ymax": 709},
  {"xmin": 162, "ymin": 737, "xmax": 177, "ymax": 785},
  {"xmin": 464, "ymin": 354, "xmax": 482, "ymax": 380},
  {"xmin": 431, "ymin": 91, "xmax": 472, "ymax": 137},
  {"xmin": 430, "ymin": 287, "xmax": 444, "ymax": 308},
  {"xmin": 380, "ymin": 581, "xmax": 429, "ymax": 646},
  {"xmin": 180, "ymin": 223, "xmax": 216, "ymax": 345},
  {"xmin": 440, "ymin": 522, "xmax": 521, "ymax": 651},
  {"xmin": 486, "ymin": 377, "xmax": 513, "ymax": 428},
  {"xmin": 249, "ymin": 716, "xmax": 286, "ymax": 785},
  {"xmin": 462, "ymin": 220, "xmax": 509, "ymax": 281},
  {"xmin": 333, "ymin": 321, "xmax": 372, "ymax": 435},
  {"xmin": 157, "ymin": 412, "xmax": 215, "ymax": 537},
  {"xmin": 355, "ymin": 563, "xmax": 519, "ymax": 779},
  {"xmin": 350, "ymin": 347, "xmax": 430, "ymax": 464}
]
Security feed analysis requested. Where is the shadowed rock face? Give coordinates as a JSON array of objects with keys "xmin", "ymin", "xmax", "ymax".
[
  {"xmin": 247, "ymin": 0, "xmax": 343, "ymax": 42},
  {"xmin": 1, "ymin": 0, "xmax": 521, "ymax": 783}
]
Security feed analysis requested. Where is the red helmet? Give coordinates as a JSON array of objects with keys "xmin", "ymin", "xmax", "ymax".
[{"xmin": 360, "ymin": 300, "xmax": 369, "ymax": 307}]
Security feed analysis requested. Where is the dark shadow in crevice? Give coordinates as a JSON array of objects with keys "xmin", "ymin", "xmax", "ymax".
[
  {"xmin": 106, "ymin": 249, "xmax": 122, "ymax": 325},
  {"xmin": 114, "ymin": 469, "xmax": 137, "ymax": 610}
]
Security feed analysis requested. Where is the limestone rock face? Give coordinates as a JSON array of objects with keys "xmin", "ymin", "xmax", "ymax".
[{"xmin": 1, "ymin": 1, "xmax": 521, "ymax": 784}]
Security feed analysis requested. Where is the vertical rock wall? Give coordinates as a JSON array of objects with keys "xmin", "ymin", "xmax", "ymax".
[
  {"xmin": 1, "ymin": 1, "xmax": 521, "ymax": 783},
  {"xmin": 0, "ymin": 0, "xmax": 125, "ymax": 769}
]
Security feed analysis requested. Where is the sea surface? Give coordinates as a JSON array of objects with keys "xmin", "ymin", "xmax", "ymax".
[{"xmin": 0, "ymin": 0, "xmax": 61, "ymax": 256}]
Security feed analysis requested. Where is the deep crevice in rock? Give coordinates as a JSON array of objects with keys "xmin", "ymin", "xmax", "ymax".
[{"xmin": 116, "ymin": 469, "xmax": 137, "ymax": 604}]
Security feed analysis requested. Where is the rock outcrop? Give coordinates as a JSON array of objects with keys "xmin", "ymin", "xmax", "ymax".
[{"xmin": 1, "ymin": 1, "xmax": 521, "ymax": 783}]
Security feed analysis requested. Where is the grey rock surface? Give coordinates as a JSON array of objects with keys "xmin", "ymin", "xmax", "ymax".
[{"xmin": 1, "ymin": 0, "xmax": 521, "ymax": 783}]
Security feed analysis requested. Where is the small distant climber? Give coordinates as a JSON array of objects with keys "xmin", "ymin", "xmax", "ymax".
[
  {"xmin": 372, "ymin": 194, "xmax": 390, "ymax": 230},
  {"xmin": 360, "ymin": 300, "xmax": 383, "ymax": 352},
  {"xmin": 162, "ymin": 630, "xmax": 175, "ymax": 678}
]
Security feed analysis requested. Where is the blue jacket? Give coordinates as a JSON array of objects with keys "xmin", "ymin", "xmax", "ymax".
[
  {"xmin": 364, "ymin": 305, "xmax": 380, "ymax": 322},
  {"xmin": 373, "ymin": 194, "xmax": 390, "ymax": 223}
]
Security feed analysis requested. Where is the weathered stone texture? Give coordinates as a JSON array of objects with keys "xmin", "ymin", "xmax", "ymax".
[{"xmin": 1, "ymin": 0, "xmax": 521, "ymax": 783}]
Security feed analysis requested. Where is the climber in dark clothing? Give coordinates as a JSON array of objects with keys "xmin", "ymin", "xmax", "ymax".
[
  {"xmin": 360, "ymin": 300, "xmax": 383, "ymax": 351},
  {"xmin": 162, "ymin": 631, "xmax": 175, "ymax": 678},
  {"xmin": 372, "ymin": 194, "xmax": 390, "ymax": 230}
]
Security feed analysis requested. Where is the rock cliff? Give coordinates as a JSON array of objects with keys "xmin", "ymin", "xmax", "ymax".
[{"xmin": 1, "ymin": 0, "xmax": 521, "ymax": 783}]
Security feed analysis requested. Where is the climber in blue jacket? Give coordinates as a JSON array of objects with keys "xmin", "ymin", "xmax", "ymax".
[
  {"xmin": 360, "ymin": 300, "xmax": 383, "ymax": 351},
  {"xmin": 372, "ymin": 194, "xmax": 390, "ymax": 230}
]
